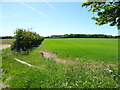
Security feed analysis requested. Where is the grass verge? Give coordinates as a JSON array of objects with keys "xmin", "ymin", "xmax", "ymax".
[{"xmin": 2, "ymin": 47, "xmax": 118, "ymax": 88}]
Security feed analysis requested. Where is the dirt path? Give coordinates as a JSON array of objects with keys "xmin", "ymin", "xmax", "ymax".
[
  {"xmin": 40, "ymin": 49, "xmax": 118, "ymax": 67},
  {"xmin": 40, "ymin": 50, "xmax": 76, "ymax": 64},
  {"xmin": 0, "ymin": 44, "xmax": 11, "ymax": 50}
]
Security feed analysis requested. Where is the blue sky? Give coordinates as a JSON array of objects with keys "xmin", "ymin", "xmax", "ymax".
[{"xmin": 0, "ymin": 2, "xmax": 118, "ymax": 36}]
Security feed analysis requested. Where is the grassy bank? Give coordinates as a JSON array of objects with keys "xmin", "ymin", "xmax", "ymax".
[{"xmin": 2, "ymin": 38, "xmax": 118, "ymax": 88}]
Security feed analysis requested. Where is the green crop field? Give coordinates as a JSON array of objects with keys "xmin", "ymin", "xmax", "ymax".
[
  {"xmin": 2, "ymin": 38, "xmax": 119, "ymax": 88},
  {"xmin": 40, "ymin": 38, "xmax": 118, "ymax": 63}
]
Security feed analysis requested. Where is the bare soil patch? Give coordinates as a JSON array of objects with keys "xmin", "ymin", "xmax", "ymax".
[
  {"xmin": 0, "ymin": 44, "xmax": 11, "ymax": 50},
  {"xmin": 40, "ymin": 50, "xmax": 70, "ymax": 63}
]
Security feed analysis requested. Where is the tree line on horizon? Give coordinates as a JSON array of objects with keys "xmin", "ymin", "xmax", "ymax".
[
  {"xmin": 46, "ymin": 34, "xmax": 120, "ymax": 38},
  {"xmin": 1, "ymin": 34, "xmax": 120, "ymax": 39},
  {"xmin": 0, "ymin": 36, "xmax": 13, "ymax": 39}
]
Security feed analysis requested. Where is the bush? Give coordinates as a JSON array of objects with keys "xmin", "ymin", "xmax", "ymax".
[{"xmin": 11, "ymin": 29, "xmax": 44, "ymax": 52}]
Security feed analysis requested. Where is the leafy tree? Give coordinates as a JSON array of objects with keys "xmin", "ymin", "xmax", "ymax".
[
  {"xmin": 82, "ymin": 1, "xmax": 120, "ymax": 30},
  {"xmin": 11, "ymin": 29, "xmax": 44, "ymax": 52}
]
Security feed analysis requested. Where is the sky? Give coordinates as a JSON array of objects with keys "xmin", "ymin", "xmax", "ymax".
[{"xmin": 0, "ymin": 1, "xmax": 118, "ymax": 37}]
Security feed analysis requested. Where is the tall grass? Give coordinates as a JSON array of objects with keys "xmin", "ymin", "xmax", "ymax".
[{"xmin": 2, "ymin": 46, "xmax": 118, "ymax": 88}]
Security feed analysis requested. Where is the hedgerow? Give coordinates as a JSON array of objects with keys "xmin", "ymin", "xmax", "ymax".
[{"xmin": 11, "ymin": 29, "xmax": 44, "ymax": 52}]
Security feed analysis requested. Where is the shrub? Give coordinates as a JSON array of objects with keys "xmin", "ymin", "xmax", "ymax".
[{"xmin": 11, "ymin": 29, "xmax": 44, "ymax": 52}]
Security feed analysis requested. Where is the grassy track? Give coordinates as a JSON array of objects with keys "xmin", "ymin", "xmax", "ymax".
[{"xmin": 2, "ymin": 38, "xmax": 118, "ymax": 88}]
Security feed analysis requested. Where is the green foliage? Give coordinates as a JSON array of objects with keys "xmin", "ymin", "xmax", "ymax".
[
  {"xmin": 11, "ymin": 29, "xmax": 44, "ymax": 52},
  {"xmin": 49, "ymin": 34, "xmax": 118, "ymax": 38},
  {"xmin": 2, "ymin": 44, "xmax": 118, "ymax": 88},
  {"xmin": 82, "ymin": 2, "xmax": 120, "ymax": 29}
]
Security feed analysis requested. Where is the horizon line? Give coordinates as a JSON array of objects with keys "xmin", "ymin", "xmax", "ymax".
[{"xmin": 0, "ymin": 33, "xmax": 118, "ymax": 37}]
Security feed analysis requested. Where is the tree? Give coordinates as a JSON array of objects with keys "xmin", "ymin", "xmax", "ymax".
[
  {"xmin": 11, "ymin": 29, "xmax": 44, "ymax": 52},
  {"xmin": 82, "ymin": 1, "xmax": 120, "ymax": 30}
]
